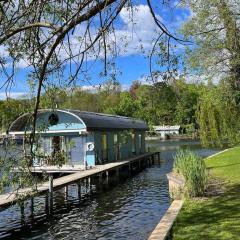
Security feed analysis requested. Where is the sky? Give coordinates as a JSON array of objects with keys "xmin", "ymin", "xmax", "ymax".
[{"xmin": 0, "ymin": 0, "xmax": 192, "ymax": 99}]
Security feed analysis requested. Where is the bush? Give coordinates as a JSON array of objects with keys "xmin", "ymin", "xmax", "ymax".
[{"xmin": 173, "ymin": 149, "xmax": 208, "ymax": 197}]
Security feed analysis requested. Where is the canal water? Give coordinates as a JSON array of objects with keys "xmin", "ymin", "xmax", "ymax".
[{"xmin": 0, "ymin": 140, "xmax": 220, "ymax": 240}]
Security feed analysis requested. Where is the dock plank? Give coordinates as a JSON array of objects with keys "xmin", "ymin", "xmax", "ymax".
[{"xmin": 0, "ymin": 152, "xmax": 158, "ymax": 208}]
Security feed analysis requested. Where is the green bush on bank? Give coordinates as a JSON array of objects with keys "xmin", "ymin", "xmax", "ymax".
[{"xmin": 173, "ymin": 149, "xmax": 208, "ymax": 197}]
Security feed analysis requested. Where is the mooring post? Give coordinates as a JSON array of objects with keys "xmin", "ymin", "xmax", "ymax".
[
  {"xmin": 77, "ymin": 181, "xmax": 81, "ymax": 201},
  {"xmin": 88, "ymin": 177, "xmax": 91, "ymax": 194},
  {"xmin": 48, "ymin": 174, "xmax": 53, "ymax": 213},
  {"xmin": 30, "ymin": 197, "xmax": 34, "ymax": 217},
  {"xmin": 148, "ymin": 157, "xmax": 150, "ymax": 167},
  {"xmin": 49, "ymin": 174, "xmax": 53, "ymax": 194},
  {"xmin": 105, "ymin": 171, "xmax": 109, "ymax": 188},
  {"xmin": 84, "ymin": 178, "xmax": 87, "ymax": 194},
  {"xmin": 128, "ymin": 163, "xmax": 131, "ymax": 177},
  {"xmin": 65, "ymin": 185, "xmax": 68, "ymax": 200},
  {"xmin": 106, "ymin": 171, "xmax": 109, "ymax": 183},
  {"xmin": 158, "ymin": 152, "xmax": 161, "ymax": 165},
  {"xmin": 138, "ymin": 159, "xmax": 141, "ymax": 170},
  {"xmin": 45, "ymin": 193, "xmax": 49, "ymax": 215},
  {"xmin": 20, "ymin": 202, "xmax": 25, "ymax": 224},
  {"xmin": 98, "ymin": 173, "xmax": 103, "ymax": 191},
  {"xmin": 99, "ymin": 173, "xmax": 103, "ymax": 184}
]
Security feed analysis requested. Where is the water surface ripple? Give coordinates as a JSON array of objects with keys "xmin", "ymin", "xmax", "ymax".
[{"xmin": 0, "ymin": 140, "xmax": 219, "ymax": 240}]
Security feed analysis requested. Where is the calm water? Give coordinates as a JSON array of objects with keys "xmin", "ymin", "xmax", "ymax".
[{"xmin": 0, "ymin": 140, "xmax": 220, "ymax": 240}]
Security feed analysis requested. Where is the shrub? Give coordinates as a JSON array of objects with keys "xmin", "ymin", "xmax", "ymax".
[{"xmin": 173, "ymin": 149, "xmax": 208, "ymax": 197}]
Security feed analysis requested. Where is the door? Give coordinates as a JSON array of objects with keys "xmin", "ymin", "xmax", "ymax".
[{"xmin": 69, "ymin": 136, "xmax": 86, "ymax": 165}]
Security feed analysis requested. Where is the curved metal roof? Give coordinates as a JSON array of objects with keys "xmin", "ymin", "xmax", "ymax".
[{"xmin": 9, "ymin": 109, "xmax": 148, "ymax": 132}]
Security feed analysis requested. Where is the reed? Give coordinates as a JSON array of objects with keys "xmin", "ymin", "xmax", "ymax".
[{"xmin": 173, "ymin": 149, "xmax": 208, "ymax": 197}]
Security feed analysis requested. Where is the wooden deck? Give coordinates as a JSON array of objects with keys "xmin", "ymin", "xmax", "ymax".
[{"xmin": 0, "ymin": 152, "xmax": 159, "ymax": 209}]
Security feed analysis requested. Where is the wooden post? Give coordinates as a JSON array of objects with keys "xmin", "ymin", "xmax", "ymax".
[
  {"xmin": 128, "ymin": 163, "xmax": 131, "ymax": 177},
  {"xmin": 88, "ymin": 177, "xmax": 91, "ymax": 194},
  {"xmin": 99, "ymin": 173, "xmax": 103, "ymax": 184},
  {"xmin": 84, "ymin": 178, "xmax": 87, "ymax": 194},
  {"xmin": 138, "ymin": 159, "xmax": 141, "ymax": 170},
  {"xmin": 105, "ymin": 171, "xmax": 109, "ymax": 188},
  {"xmin": 45, "ymin": 193, "xmax": 49, "ymax": 215},
  {"xmin": 148, "ymin": 157, "xmax": 150, "ymax": 167},
  {"xmin": 98, "ymin": 173, "xmax": 103, "ymax": 191},
  {"xmin": 49, "ymin": 174, "xmax": 53, "ymax": 194},
  {"xmin": 20, "ymin": 202, "xmax": 25, "ymax": 224},
  {"xmin": 30, "ymin": 197, "xmax": 34, "ymax": 217},
  {"xmin": 77, "ymin": 181, "xmax": 81, "ymax": 201},
  {"xmin": 158, "ymin": 152, "xmax": 160, "ymax": 165},
  {"xmin": 65, "ymin": 185, "xmax": 68, "ymax": 200},
  {"xmin": 48, "ymin": 174, "xmax": 53, "ymax": 212},
  {"xmin": 106, "ymin": 171, "xmax": 109, "ymax": 183}
]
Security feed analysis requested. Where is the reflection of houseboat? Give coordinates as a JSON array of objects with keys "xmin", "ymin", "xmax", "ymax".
[{"xmin": 8, "ymin": 109, "xmax": 148, "ymax": 170}]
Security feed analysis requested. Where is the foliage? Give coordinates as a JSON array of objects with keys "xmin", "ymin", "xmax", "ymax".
[
  {"xmin": 0, "ymin": 99, "xmax": 32, "ymax": 131},
  {"xmin": 182, "ymin": 0, "xmax": 240, "ymax": 146},
  {"xmin": 49, "ymin": 151, "xmax": 67, "ymax": 166},
  {"xmin": 197, "ymin": 83, "xmax": 240, "ymax": 147},
  {"xmin": 173, "ymin": 147, "xmax": 240, "ymax": 240},
  {"xmin": 0, "ymin": 141, "xmax": 34, "ymax": 194},
  {"xmin": 0, "ymin": 80, "xmax": 203, "ymax": 133},
  {"xmin": 173, "ymin": 149, "xmax": 208, "ymax": 197}
]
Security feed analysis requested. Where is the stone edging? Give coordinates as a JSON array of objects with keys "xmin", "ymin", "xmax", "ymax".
[{"xmin": 148, "ymin": 200, "xmax": 183, "ymax": 240}]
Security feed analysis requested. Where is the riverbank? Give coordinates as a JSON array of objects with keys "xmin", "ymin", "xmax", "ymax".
[{"xmin": 172, "ymin": 147, "xmax": 240, "ymax": 239}]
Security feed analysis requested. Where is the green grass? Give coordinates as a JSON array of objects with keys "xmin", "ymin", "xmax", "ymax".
[{"xmin": 172, "ymin": 147, "xmax": 240, "ymax": 240}]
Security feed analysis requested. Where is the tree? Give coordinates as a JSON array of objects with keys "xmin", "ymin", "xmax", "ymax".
[
  {"xmin": 182, "ymin": 0, "xmax": 240, "ymax": 146},
  {"xmin": 182, "ymin": 0, "xmax": 240, "ymax": 92},
  {"xmin": 197, "ymin": 82, "xmax": 240, "ymax": 147},
  {"xmin": 174, "ymin": 79, "xmax": 202, "ymax": 125}
]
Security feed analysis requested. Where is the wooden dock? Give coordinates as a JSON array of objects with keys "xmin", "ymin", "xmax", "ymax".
[{"xmin": 0, "ymin": 152, "xmax": 160, "ymax": 209}]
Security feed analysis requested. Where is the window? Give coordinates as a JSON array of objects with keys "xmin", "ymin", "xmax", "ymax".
[
  {"xmin": 114, "ymin": 133, "xmax": 118, "ymax": 145},
  {"xmin": 132, "ymin": 133, "xmax": 136, "ymax": 153},
  {"xmin": 101, "ymin": 133, "xmax": 108, "ymax": 162}
]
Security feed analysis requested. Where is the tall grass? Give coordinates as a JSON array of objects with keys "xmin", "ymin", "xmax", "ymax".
[{"xmin": 173, "ymin": 149, "xmax": 208, "ymax": 197}]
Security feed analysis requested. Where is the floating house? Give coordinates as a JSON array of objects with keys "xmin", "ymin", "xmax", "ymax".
[
  {"xmin": 154, "ymin": 125, "xmax": 181, "ymax": 139},
  {"xmin": 8, "ymin": 109, "xmax": 148, "ymax": 170}
]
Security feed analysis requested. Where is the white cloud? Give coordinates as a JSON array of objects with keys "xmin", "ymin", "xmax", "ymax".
[
  {"xmin": 57, "ymin": 5, "xmax": 162, "ymax": 63},
  {"xmin": 2, "ymin": 4, "xmax": 165, "ymax": 68},
  {"xmin": 112, "ymin": 5, "xmax": 161, "ymax": 56}
]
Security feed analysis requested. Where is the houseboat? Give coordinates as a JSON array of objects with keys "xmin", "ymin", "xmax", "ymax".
[{"xmin": 8, "ymin": 109, "xmax": 148, "ymax": 171}]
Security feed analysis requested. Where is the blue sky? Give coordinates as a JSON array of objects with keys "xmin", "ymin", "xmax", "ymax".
[{"xmin": 0, "ymin": 0, "xmax": 191, "ymax": 99}]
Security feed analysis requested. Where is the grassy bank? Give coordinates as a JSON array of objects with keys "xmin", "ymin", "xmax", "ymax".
[{"xmin": 172, "ymin": 147, "xmax": 240, "ymax": 240}]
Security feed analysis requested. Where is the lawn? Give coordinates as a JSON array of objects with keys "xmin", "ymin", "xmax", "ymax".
[{"xmin": 172, "ymin": 147, "xmax": 240, "ymax": 240}]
